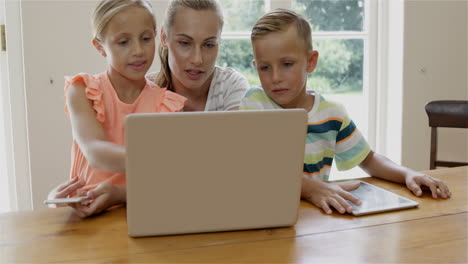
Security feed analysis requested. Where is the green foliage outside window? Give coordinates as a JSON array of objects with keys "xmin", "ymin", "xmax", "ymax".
[
  {"xmin": 293, "ymin": 0, "xmax": 364, "ymax": 32},
  {"xmin": 217, "ymin": 0, "xmax": 366, "ymax": 94},
  {"xmin": 217, "ymin": 39, "xmax": 260, "ymax": 86},
  {"xmin": 309, "ymin": 39, "xmax": 363, "ymax": 94},
  {"xmin": 222, "ymin": 0, "xmax": 265, "ymax": 31}
]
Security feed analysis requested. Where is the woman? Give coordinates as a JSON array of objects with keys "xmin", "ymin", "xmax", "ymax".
[{"xmin": 149, "ymin": 0, "xmax": 249, "ymax": 111}]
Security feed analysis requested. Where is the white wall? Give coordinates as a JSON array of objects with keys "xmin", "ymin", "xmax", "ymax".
[
  {"xmin": 22, "ymin": 0, "xmax": 100, "ymax": 209},
  {"xmin": 402, "ymin": 0, "xmax": 468, "ymax": 170},
  {"xmin": 18, "ymin": 0, "xmax": 468, "ymax": 209}
]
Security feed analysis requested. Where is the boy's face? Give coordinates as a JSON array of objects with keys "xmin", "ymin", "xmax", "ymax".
[{"xmin": 252, "ymin": 26, "xmax": 318, "ymax": 109}]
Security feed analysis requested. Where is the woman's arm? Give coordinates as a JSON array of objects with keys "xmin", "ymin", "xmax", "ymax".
[{"xmin": 67, "ymin": 80, "xmax": 125, "ymax": 173}]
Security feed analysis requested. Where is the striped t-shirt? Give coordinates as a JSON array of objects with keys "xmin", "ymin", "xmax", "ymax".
[{"xmin": 240, "ymin": 87, "xmax": 371, "ymax": 181}]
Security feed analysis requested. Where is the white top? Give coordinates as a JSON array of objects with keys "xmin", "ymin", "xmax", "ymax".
[{"xmin": 204, "ymin": 67, "xmax": 249, "ymax": 111}]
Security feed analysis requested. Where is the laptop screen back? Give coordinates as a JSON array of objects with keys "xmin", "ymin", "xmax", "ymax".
[{"xmin": 125, "ymin": 110, "xmax": 307, "ymax": 237}]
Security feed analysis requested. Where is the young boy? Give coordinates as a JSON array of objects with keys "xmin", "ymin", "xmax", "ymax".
[{"xmin": 240, "ymin": 9, "xmax": 451, "ymax": 214}]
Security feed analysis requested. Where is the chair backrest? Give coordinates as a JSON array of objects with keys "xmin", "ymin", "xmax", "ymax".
[{"xmin": 425, "ymin": 100, "xmax": 468, "ymax": 169}]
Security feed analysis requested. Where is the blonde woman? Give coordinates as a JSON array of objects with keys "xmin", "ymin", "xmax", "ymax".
[{"xmin": 149, "ymin": 0, "xmax": 249, "ymax": 111}]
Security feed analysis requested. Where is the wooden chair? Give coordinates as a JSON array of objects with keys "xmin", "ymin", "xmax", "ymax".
[{"xmin": 425, "ymin": 100, "xmax": 468, "ymax": 169}]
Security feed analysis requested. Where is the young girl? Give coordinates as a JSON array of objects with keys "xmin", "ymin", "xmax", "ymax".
[
  {"xmin": 149, "ymin": 0, "xmax": 249, "ymax": 111},
  {"xmin": 47, "ymin": 0, "xmax": 186, "ymax": 217}
]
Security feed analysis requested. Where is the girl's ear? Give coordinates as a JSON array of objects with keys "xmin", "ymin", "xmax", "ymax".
[
  {"xmin": 306, "ymin": 50, "xmax": 319, "ymax": 73},
  {"xmin": 160, "ymin": 28, "xmax": 168, "ymax": 49},
  {"xmin": 92, "ymin": 38, "xmax": 107, "ymax": 57},
  {"xmin": 252, "ymin": 60, "xmax": 257, "ymax": 68}
]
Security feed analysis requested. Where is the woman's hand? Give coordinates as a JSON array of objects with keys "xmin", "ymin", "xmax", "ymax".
[
  {"xmin": 302, "ymin": 177, "xmax": 361, "ymax": 214},
  {"xmin": 73, "ymin": 183, "xmax": 126, "ymax": 218},
  {"xmin": 47, "ymin": 177, "xmax": 85, "ymax": 208},
  {"xmin": 405, "ymin": 173, "xmax": 451, "ymax": 199}
]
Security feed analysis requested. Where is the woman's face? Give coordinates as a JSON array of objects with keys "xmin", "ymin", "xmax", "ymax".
[{"xmin": 162, "ymin": 7, "xmax": 222, "ymax": 92}]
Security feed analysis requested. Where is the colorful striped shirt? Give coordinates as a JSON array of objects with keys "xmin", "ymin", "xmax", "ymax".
[{"xmin": 240, "ymin": 87, "xmax": 371, "ymax": 181}]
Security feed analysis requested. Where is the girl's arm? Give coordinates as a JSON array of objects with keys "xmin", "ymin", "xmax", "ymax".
[
  {"xmin": 73, "ymin": 183, "xmax": 126, "ymax": 218},
  {"xmin": 47, "ymin": 177, "xmax": 85, "ymax": 208},
  {"xmin": 359, "ymin": 151, "xmax": 451, "ymax": 199},
  {"xmin": 67, "ymin": 80, "xmax": 125, "ymax": 173}
]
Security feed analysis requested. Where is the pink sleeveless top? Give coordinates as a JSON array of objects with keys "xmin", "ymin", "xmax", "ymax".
[{"xmin": 64, "ymin": 72, "xmax": 186, "ymax": 192}]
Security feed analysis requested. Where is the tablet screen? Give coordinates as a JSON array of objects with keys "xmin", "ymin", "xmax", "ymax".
[{"xmin": 348, "ymin": 181, "xmax": 419, "ymax": 216}]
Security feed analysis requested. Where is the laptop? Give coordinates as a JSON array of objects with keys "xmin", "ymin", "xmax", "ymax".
[
  {"xmin": 346, "ymin": 181, "xmax": 419, "ymax": 216},
  {"xmin": 125, "ymin": 109, "xmax": 307, "ymax": 237}
]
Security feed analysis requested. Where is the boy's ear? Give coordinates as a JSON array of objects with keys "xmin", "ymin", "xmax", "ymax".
[
  {"xmin": 252, "ymin": 60, "xmax": 256, "ymax": 68},
  {"xmin": 92, "ymin": 38, "xmax": 106, "ymax": 57},
  {"xmin": 306, "ymin": 50, "xmax": 319, "ymax": 73},
  {"xmin": 160, "ymin": 28, "xmax": 168, "ymax": 48}
]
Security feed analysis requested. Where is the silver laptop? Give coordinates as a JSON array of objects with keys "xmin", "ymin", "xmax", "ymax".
[{"xmin": 125, "ymin": 110, "xmax": 307, "ymax": 237}]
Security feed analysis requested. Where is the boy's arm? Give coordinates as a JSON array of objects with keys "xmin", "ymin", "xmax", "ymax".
[
  {"xmin": 301, "ymin": 176, "xmax": 362, "ymax": 214},
  {"xmin": 67, "ymin": 81, "xmax": 126, "ymax": 173},
  {"xmin": 359, "ymin": 151, "xmax": 451, "ymax": 199}
]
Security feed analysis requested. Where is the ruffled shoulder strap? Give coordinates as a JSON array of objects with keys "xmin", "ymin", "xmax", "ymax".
[
  {"xmin": 160, "ymin": 90, "xmax": 186, "ymax": 112},
  {"xmin": 146, "ymin": 81, "xmax": 186, "ymax": 112},
  {"xmin": 64, "ymin": 73, "xmax": 105, "ymax": 122}
]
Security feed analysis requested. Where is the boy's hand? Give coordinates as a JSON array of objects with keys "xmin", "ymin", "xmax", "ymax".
[
  {"xmin": 47, "ymin": 177, "xmax": 85, "ymax": 208},
  {"xmin": 73, "ymin": 183, "xmax": 126, "ymax": 218},
  {"xmin": 302, "ymin": 177, "xmax": 361, "ymax": 214},
  {"xmin": 405, "ymin": 173, "xmax": 451, "ymax": 199}
]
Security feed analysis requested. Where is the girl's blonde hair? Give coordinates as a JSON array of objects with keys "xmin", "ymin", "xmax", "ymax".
[
  {"xmin": 155, "ymin": 0, "xmax": 224, "ymax": 91},
  {"xmin": 251, "ymin": 8, "xmax": 313, "ymax": 52},
  {"xmin": 92, "ymin": 0, "xmax": 156, "ymax": 40}
]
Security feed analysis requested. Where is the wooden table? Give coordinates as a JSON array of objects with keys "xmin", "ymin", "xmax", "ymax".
[{"xmin": 1, "ymin": 167, "xmax": 467, "ymax": 263}]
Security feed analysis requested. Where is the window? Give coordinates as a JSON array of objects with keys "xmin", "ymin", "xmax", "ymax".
[
  {"xmin": 217, "ymin": 0, "xmax": 264, "ymax": 86},
  {"xmin": 218, "ymin": 0, "xmax": 374, "ymax": 179}
]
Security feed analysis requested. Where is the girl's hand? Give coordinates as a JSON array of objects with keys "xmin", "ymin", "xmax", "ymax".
[
  {"xmin": 302, "ymin": 177, "xmax": 362, "ymax": 214},
  {"xmin": 405, "ymin": 173, "xmax": 451, "ymax": 199},
  {"xmin": 73, "ymin": 183, "xmax": 126, "ymax": 218},
  {"xmin": 47, "ymin": 177, "xmax": 85, "ymax": 208}
]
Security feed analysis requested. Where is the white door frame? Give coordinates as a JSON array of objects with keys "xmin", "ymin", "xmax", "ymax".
[{"xmin": 3, "ymin": 0, "xmax": 32, "ymax": 211}]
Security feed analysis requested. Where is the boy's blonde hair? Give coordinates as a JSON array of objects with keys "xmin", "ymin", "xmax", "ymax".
[
  {"xmin": 92, "ymin": 0, "xmax": 156, "ymax": 40},
  {"xmin": 251, "ymin": 8, "xmax": 313, "ymax": 52},
  {"xmin": 155, "ymin": 0, "xmax": 224, "ymax": 91}
]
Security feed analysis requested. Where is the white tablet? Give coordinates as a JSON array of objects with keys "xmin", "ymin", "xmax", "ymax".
[
  {"xmin": 43, "ymin": 196, "xmax": 89, "ymax": 205},
  {"xmin": 347, "ymin": 181, "xmax": 419, "ymax": 216}
]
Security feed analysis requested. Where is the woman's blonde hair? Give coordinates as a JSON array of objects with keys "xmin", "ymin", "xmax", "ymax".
[
  {"xmin": 251, "ymin": 8, "xmax": 313, "ymax": 52},
  {"xmin": 92, "ymin": 0, "xmax": 156, "ymax": 40},
  {"xmin": 155, "ymin": 0, "xmax": 224, "ymax": 91}
]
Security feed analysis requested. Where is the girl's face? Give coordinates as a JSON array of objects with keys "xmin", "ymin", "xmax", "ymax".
[
  {"xmin": 161, "ymin": 7, "xmax": 222, "ymax": 92},
  {"xmin": 94, "ymin": 6, "xmax": 156, "ymax": 82}
]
